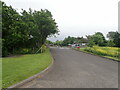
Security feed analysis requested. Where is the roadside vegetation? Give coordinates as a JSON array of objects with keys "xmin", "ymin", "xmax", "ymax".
[
  {"xmin": 2, "ymin": 1, "xmax": 58, "ymax": 88},
  {"xmin": 48, "ymin": 32, "xmax": 120, "ymax": 48},
  {"xmin": 0, "ymin": 58, "xmax": 1, "ymax": 89},
  {"xmin": 2, "ymin": 48, "xmax": 52, "ymax": 88},
  {"xmin": 2, "ymin": 1, "xmax": 59, "ymax": 57},
  {"xmin": 77, "ymin": 46, "xmax": 120, "ymax": 61},
  {"xmin": 2, "ymin": 0, "xmax": 120, "ymax": 88},
  {"xmin": 47, "ymin": 31, "xmax": 120, "ymax": 61}
]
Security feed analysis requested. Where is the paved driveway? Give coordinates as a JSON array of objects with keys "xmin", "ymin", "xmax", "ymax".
[{"xmin": 21, "ymin": 47, "xmax": 118, "ymax": 88}]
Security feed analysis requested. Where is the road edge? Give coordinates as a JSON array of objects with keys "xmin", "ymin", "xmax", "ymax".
[
  {"xmin": 8, "ymin": 48, "xmax": 54, "ymax": 88},
  {"xmin": 73, "ymin": 48, "xmax": 120, "ymax": 62}
]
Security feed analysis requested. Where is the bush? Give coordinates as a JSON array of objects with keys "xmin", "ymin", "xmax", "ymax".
[
  {"xmin": 14, "ymin": 48, "xmax": 32, "ymax": 54},
  {"xmin": 41, "ymin": 45, "xmax": 47, "ymax": 53}
]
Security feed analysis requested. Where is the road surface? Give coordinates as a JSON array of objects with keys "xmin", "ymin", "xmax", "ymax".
[{"xmin": 21, "ymin": 47, "xmax": 118, "ymax": 88}]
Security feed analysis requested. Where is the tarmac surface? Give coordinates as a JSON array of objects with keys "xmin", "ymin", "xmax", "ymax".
[{"xmin": 20, "ymin": 47, "xmax": 118, "ymax": 88}]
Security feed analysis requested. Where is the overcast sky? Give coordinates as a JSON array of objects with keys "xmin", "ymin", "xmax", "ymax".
[{"xmin": 3, "ymin": 0, "xmax": 119, "ymax": 41}]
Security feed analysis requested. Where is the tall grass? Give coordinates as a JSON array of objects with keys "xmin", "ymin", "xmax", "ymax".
[{"xmin": 81, "ymin": 46, "xmax": 120, "ymax": 60}]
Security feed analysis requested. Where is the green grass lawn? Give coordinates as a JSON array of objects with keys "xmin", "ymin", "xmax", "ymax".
[
  {"xmin": 2, "ymin": 48, "xmax": 52, "ymax": 88},
  {"xmin": 75, "ymin": 46, "xmax": 120, "ymax": 61},
  {"xmin": 0, "ymin": 58, "xmax": 2, "ymax": 89}
]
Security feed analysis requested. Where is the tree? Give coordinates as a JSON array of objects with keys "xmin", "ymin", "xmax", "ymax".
[
  {"xmin": 86, "ymin": 35, "xmax": 95, "ymax": 47},
  {"xmin": 55, "ymin": 40, "xmax": 63, "ymax": 46},
  {"xmin": 107, "ymin": 31, "xmax": 120, "ymax": 47},
  {"xmin": 113, "ymin": 32, "xmax": 120, "ymax": 47},
  {"xmin": 76, "ymin": 37, "xmax": 88, "ymax": 43},
  {"xmin": 62, "ymin": 36, "xmax": 76, "ymax": 46},
  {"xmin": 106, "ymin": 40, "xmax": 115, "ymax": 47},
  {"xmin": 45, "ymin": 40, "xmax": 54, "ymax": 44},
  {"xmin": 2, "ymin": 2, "xmax": 22, "ymax": 55},
  {"xmin": 86, "ymin": 32, "xmax": 106, "ymax": 46},
  {"xmin": 62, "ymin": 36, "xmax": 88, "ymax": 46},
  {"xmin": 2, "ymin": 1, "xmax": 59, "ymax": 56},
  {"xmin": 107, "ymin": 31, "xmax": 116, "ymax": 40},
  {"xmin": 33, "ymin": 9, "xmax": 59, "ymax": 47}
]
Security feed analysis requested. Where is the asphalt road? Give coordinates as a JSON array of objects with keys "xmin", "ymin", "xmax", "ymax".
[{"xmin": 21, "ymin": 47, "xmax": 118, "ymax": 88}]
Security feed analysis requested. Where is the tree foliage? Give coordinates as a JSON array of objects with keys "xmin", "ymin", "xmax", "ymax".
[
  {"xmin": 54, "ymin": 40, "xmax": 63, "ymax": 46},
  {"xmin": 86, "ymin": 32, "xmax": 106, "ymax": 46},
  {"xmin": 107, "ymin": 31, "xmax": 120, "ymax": 47},
  {"xmin": 112, "ymin": 32, "xmax": 120, "ymax": 47},
  {"xmin": 62, "ymin": 36, "xmax": 88, "ymax": 46},
  {"xmin": 107, "ymin": 31, "xmax": 116, "ymax": 40},
  {"xmin": 2, "ymin": 2, "xmax": 59, "ymax": 56}
]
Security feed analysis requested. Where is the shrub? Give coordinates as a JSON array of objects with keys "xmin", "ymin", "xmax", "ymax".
[
  {"xmin": 41, "ymin": 45, "xmax": 47, "ymax": 53},
  {"xmin": 15, "ymin": 48, "xmax": 32, "ymax": 54}
]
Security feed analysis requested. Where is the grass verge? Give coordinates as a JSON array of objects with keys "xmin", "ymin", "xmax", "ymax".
[
  {"xmin": 74, "ymin": 46, "xmax": 120, "ymax": 61},
  {"xmin": 0, "ymin": 58, "xmax": 2, "ymax": 89},
  {"xmin": 2, "ymin": 48, "xmax": 52, "ymax": 88}
]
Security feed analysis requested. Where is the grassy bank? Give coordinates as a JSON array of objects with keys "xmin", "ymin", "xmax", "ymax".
[
  {"xmin": 0, "ymin": 58, "xmax": 2, "ymax": 89},
  {"xmin": 2, "ymin": 48, "xmax": 52, "ymax": 88},
  {"xmin": 76, "ymin": 46, "xmax": 120, "ymax": 61}
]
